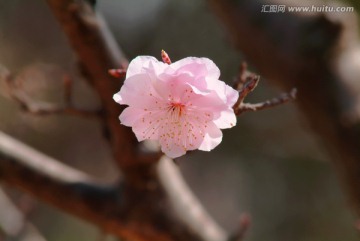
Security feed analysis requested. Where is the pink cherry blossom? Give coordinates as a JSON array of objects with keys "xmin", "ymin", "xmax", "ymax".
[{"xmin": 113, "ymin": 55, "xmax": 239, "ymax": 158}]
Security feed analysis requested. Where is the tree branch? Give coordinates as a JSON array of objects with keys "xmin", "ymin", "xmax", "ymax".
[
  {"xmin": 0, "ymin": 188, "xmax": 47, "ymax": 241},
  {"xmin": 10, "ymin": 92, "xmax": 100, "ymax": 118},
  {"xmin": 1, "ymin": 65, "xmax": 101, "ymax": 118},
  {"xmin": 236, "ymin": 88, "xmax": 297, "ymax": 115},
  {"xmin": 156, "ymin": 157, "xmax": 226, "ymax": 241},
  {"xmin": 45, "ymin": 0, "xmax": 146, "ymax": 170},
  {"xmin": 0, "ymin": 131, "xmax": 128, "ymax": 237},
  {"xmin": 208, "ymin": 0, "xmax": 360, "ymax": 216},
  {"xmin": 0, "ymin": 130, "xmax": 227, "ymax": 241},
  {"xmin": 231, "ymin": 65, "xmax": 297, "ymax": 115}
]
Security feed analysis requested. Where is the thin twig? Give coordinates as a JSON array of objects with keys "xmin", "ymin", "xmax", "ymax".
[
  {"xmin": 236, "ymin": 88, "xmax": 297, "ymax": 115},
  {"xmin": 15, "ymin": 94, "xmax": 100, "ymax": 117},
  {"xmin": 108, "ymin": 69, "xmax": 126, "ymax": 79},
  {"xmin": 232, "ymin": 62, "xmax": 252, "ymax": 90},
  {"xmin": 233, "ymin": 75, "xmax": 260, "ymax": 113},
  {"xmin": 4, "ymin": 68, "xmax": 101, "ymax": 118},
  {"xmin": 232, "ymin": 63, "xmax": 297, "ymax": 116}
]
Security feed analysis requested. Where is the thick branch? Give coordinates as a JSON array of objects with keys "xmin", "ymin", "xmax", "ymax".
[
  {"xmin": 0, "ymin": 133, "xmax": 191, "ymax": 240},
  {"xmin": 45, "ymin": 0, "xmax": 147, "ymax": 169},
  {"xmin": 209, "ymin": 0, "xmax": 360, "ymax": 215},
  {"xmin": 0, "ymin": 131, "xmax": 129, "ymax": 237},
  {"xmin": 0, "ymin": 130, "xmax": 226, "ymax": 241},
  {"xmin": 157, "ymin": 157, "xmax": 226, "ymax": 241}
]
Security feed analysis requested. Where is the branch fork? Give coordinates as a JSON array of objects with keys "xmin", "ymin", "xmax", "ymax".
[
  {"xmin": 3, "ymin": 68, "xmax": 101, "ymax": 118},
  {"xmin": 232, "ymin": 62, "xmax": 297, "ymax": 115}
]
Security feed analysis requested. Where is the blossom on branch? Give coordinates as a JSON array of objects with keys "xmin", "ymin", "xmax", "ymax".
[{"xmin": 113, "ymin": 52, "xmax": 238, "ymax": 158}]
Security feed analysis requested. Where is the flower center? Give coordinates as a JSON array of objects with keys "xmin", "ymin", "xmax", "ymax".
[{"xmin": 169, "ymin": 102, "xmax": 186, "ymax": 119}]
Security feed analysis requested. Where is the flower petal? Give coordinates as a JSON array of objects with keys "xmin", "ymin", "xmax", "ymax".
[
  {"xmin": 131, "ymin": 111, "xmax": 164, "ymax": 141},
  {"xmin": 116, "ymin": 74, "xmax": 164, "ymax": 109},
  {"xmin": 224, "ymin": 83, "xmax": 239, "ymax": 106},
  {"xmin": 205, "ymin": 79, "xmax": 239, "ymax": 106},
  {"xmin": 119, "ymin": 107, "xmax": 144, "ymax": 126},
  {"xmin": 113, "ymin": 93, "xmax": 123, "ymax": 103},
  {"xmin": 126, "ymin": 56, "xmax": 168, "ymax": 78},
  {"xmin": 213, "ymin": 108, "xmax": 237, "ymax": 129},
  {"xmin": 170, "ymin": 57, "xmax": 220, "ymax": 80},
  {"xmin": 161, "ymin": 144, "xmax": 187, "ymax": 159},
  {"xmin": 199, "ymin": 122, "xmax": 223, "ymax": 151}
]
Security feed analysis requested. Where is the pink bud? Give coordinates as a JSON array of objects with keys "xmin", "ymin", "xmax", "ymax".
[
  {"xmin": 108, "ymin": 68, "xmax": 126, "ymax": 78},
  {"xmin": 161, "ymin": 50, "xmax": 172, "ymax": 64}
]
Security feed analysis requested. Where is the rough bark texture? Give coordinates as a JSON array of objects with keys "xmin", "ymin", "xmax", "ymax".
[{"xmin": 208, "ymin": 0, "xmax": 360, "ymax": 216}]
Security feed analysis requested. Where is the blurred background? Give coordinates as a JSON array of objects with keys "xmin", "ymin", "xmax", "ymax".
[{"xmin": 0, "ymin": 0, "xmax": 358, "ymax": 241}]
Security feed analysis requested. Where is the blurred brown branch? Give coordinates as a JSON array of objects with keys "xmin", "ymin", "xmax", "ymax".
[
  {"xmin": 0, "ymin": 131, "xmax": 125, "ymax": 236},
  {"xmin": 0, "ymin": 0, "xmax": 231, "ymax": 241},
  {"xmin": 235, "ymin": 88, "xmax": 297, "ymax": 115},
  {"xmin": 3, "ymin": 68, "xmax": 101, "ymax": 118},
  {"xmin": 208, "ymin": 0, "xmax": 360, "ymax": 216},
  {"xmin": 0, "ymin": 188, "xmax": 47, "ymax": 241}
]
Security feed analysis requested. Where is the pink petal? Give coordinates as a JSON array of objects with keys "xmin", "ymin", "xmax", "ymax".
[
  {"xmin": 161, "ymin": 144, "xmax": 187, "ymax": 159},
  {"xmin": 213, "ymin": 108, "xmax": 237, "ymax": 129},
  {"xmin": 131, "ymin": 111, "xmax": 164, "ymax": 141},
  {"xmin": 119, "ymin": 107, "xmax": 144, "ymax": 126},
  {"xmin": 153, "ymin": 72, "xmax": 202, "ymax": 102},
  {"xmin": 205, "ymin": 79, "xmax": 239, "ymax": 106},
  {"xmin": 188, "ymin": 85, "xmax": 223, "ymax": 109},
  {"xmin": 158, "ymin": 122, "xmax": 187, "ymax": 158},
  {"xmin": 157, "ymin": 113, "xmax": 206, "ymax": 158},
  {"xmin": 199, "ymin": 122, "xmax": 223, "ymax": 151},
  {"xmin": 113, "ymin": 93, "xmax": 122, "ymax": 103},
  {"xmin": 126, "ymin": 56, "xmax": 168, "ymax": 78},
  {"xmin": 170, "ymin": 57, "xmax": 220, "ymax": 80},
  {"xmin": 224, "ymin": 84, "xmax": 240, "ymax": 106},
  {"xmin": 116, "ymin": 74, "xmax": 163, "ymax": 108}
]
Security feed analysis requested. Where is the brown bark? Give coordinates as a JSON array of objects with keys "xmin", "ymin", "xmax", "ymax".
[
  {"xmin": 46, "ymin": 0, "xmax": 142, "ymax": 170},
  {"xmin": 208, "ymin": 0, "xmax": 360, "ymax": 215}
]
